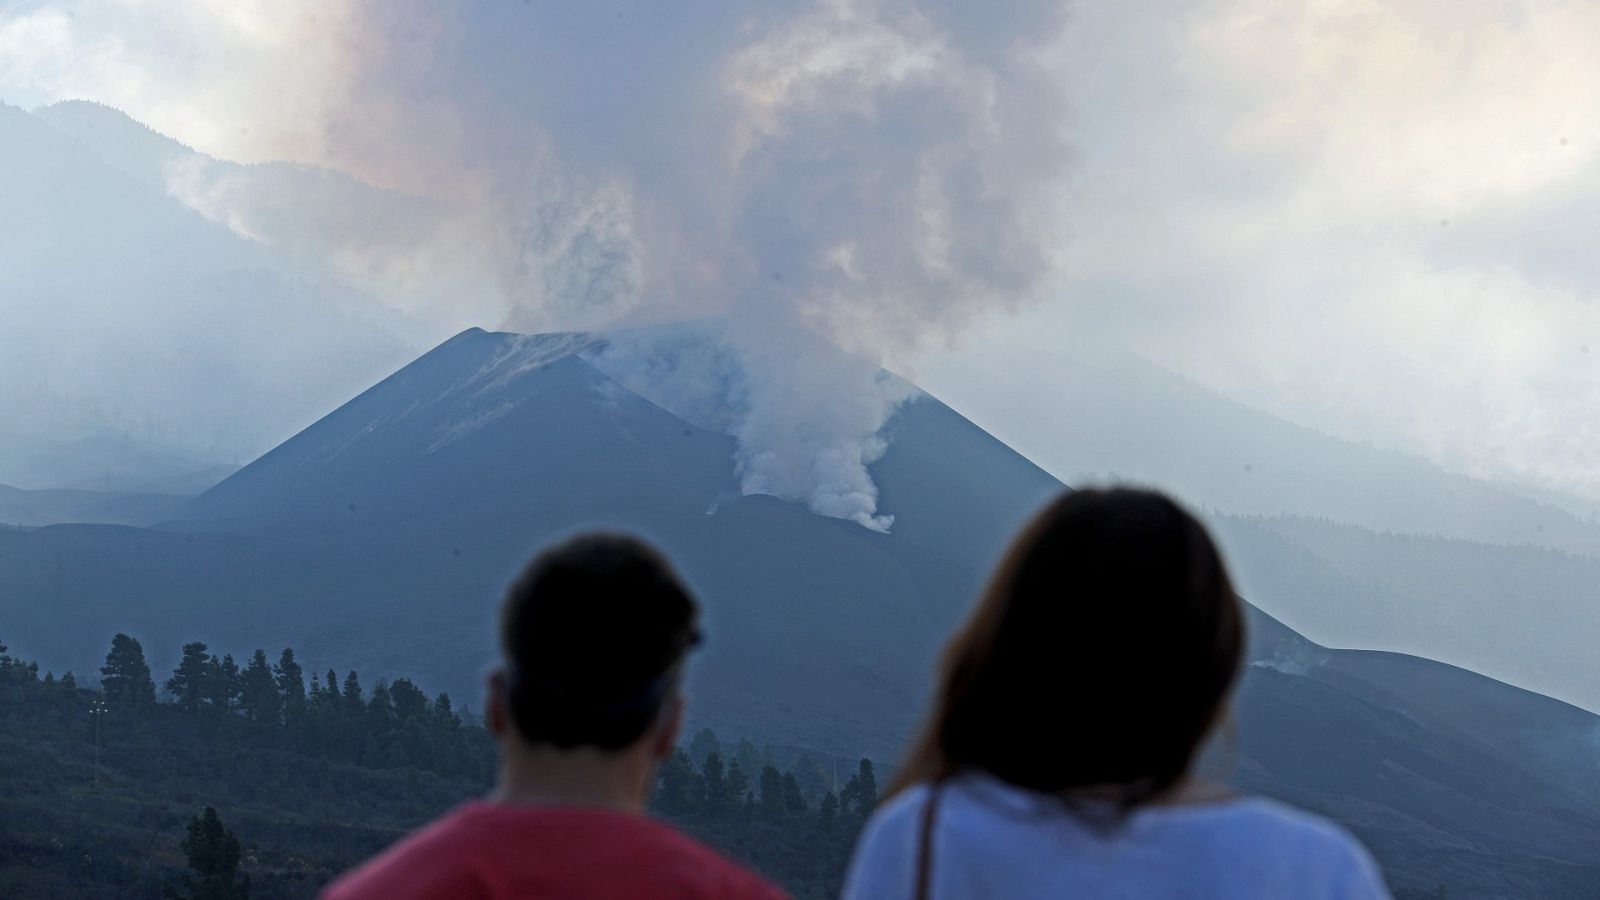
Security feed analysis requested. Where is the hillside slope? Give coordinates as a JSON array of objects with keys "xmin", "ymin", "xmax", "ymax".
[
  {"xmin": 1216, "ymin": 513, "xmax": 1600, "ymax": 714},
  {"xmin": 938, "ymin": 344, "xmax": 1600, "ymax": 556},
  {"xmin": 0, "ymin": 102, "xmax": 416, "ymax": 488}
]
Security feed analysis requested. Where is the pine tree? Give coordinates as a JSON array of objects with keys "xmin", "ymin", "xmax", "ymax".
[
  {"xmin": 0, "ymin": 639, "xmax": 31, "ymax": 698},
  {"xmin": 701, "ymin": 750, "xmax": 727, "ymax": 810},
  {"xmin": 273, "ymin": 649, "xmax": 306, "ymax": 726},
  {"xmin": 820, "ymin": 790, "xmax": 839, "ymax": 829},
  {"xmin": 688, "ymin": 727, "xmax": 721, "ymax": 765},
  {"xmin": 363, "ymin": 681, "xmax": 396, "ymax": 768},
  {"xmin": 793, "ymin": 752, "xmax": 829, "ymax": 800},
  {"xmin": 0, "ymin": 640, "xmax": 36, "ymax": 693},
  {"xmin": 165, "ymin": 806, "xmax": 251, "ymax": 899},
  {"xmin": 735, "ymin": 738, "xmax": 762, "ymax": 783},
  {"xmin": 303, "ymin": 672, "xmax": 327, "ymax": 754},
  {"xmin": 759, "ymin": 765, "xmax": 785, "ymax": 819},
  {"xmin": 432, "ymin": 693, "xmax": 461, "ymax": 734},
  {"xmin": 314, "ymin": 669, "xmax": 344, "ymax": 757},
  {"xmin": 100, "ymin": 633, "xmax": 157, "ymax": 715},
  {"xmin": 431, "ymin": 693, "xmax": 461, "ymax": 768},
  {"xmin": 342, "ymin": 671, "xmax": 364, "ymax": 712},
  {"xmin": 0, "ymin": 638, "xmax": 15, "ymax": 691},
  {"xmin": 239, "ymin": 650, "xmax": 280, "ymax": 726},
  {"xmin": 655, "ymin": 748, "xmax": 699, "ymax": 814},
  {"xmin": 342, "ymin": 671, "xmax": 365, "ymax": 763},
  {"xmin": 782, "ymin": 771, "xmax": 807, "ymax": 813},
  {"xmin": 387, "ymin": 678, "xmax": 431, "ymax": 768},
  {"xmin": 166, "ymin": 643, "xmax": 211, "ymax": 715},
  {"xmin": 855, "ymin": 758, "xmax": 878, "ymax": 814},
  {"xmin": 206, "ymin": 654, "xmax": 242, "ymax": 715},
  {"xmin": 389, "ymin": 678, "xmax": 429, "ymax": 723},
  {"xmin": 726, "ymin": 760, "xmax": 750, "ymax": 815},
  {"xmin": 0, "ymin": 638, "xmax": 21, "ymax": 688},
  {"xmin": 841, "ymin": 758, "xmax": 878, "ymax": 817}
]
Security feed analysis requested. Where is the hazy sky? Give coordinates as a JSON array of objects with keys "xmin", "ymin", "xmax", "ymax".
[
  {"xmin": 3, "ymin": 0, "xmax": 1599, "ymax": 504},
  {"xmin": 921, "ymin": 0, "xmax": 1600, "ymax": 505}
]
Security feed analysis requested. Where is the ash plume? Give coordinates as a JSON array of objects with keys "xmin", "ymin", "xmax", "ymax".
[{"xmin": 160, "ymin": 1, "xmax": 1075, "ymax": 528}]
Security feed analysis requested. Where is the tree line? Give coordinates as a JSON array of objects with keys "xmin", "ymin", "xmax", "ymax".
[
  {"xmin": 94, "ymin": 632, "xmax": 493, "ymax": 784},
  {"xmin": 656, "ymin": 734, "xmax": 879, "ymax": 827},
  {"xmin": 3, "ymin": 634, "xmax": 875, "ymax": 898}
]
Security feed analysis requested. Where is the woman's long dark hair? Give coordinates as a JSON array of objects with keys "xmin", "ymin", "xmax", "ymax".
[{"xmin": 890, "ymin": 488, "xmax": 1244, "ymax": 810}]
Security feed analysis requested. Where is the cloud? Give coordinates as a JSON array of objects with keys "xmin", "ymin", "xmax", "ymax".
[{"xmin": 0, "ymin": 0, "xmax": 352, "ymax": 160}]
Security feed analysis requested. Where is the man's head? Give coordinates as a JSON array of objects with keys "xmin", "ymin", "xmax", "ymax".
[{"xmin": 489, "ymin": 533, "xmax": 700, "ymax": 765}]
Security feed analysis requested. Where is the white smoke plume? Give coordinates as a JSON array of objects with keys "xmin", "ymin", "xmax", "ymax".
[
  {"xmin": 10, "ymin": 1, "xmax": 1074, "ymax": 527},
  {"xmin": 590, "ymin": 317, "xmax": 919, "ymax": 530}
]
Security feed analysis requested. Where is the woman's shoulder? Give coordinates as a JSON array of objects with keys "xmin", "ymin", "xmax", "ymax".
[
  {"xmin": 858, "ymin": 774, "xmax": 1010, "ymax": 838},
  {"xmin": 877, "ymin": 780, "xmax": 1377, "ymax": 868},
  {"xmin": 1166, "ymin": 795, "xmax": 1385, "ymax": 881},
  {"xmin": 1185, "ymin": 794, "xmax": 1364, "ymax": 845},
  {"xmin": 840, "ymin": 783, "xmax": 940, "ymax": 900},
  {"xmin": 848, "ymin": 782, "xmax": 1389, "ymax": 899},
  {"xmin": 866, "ymin": 781, "xmax": 939, "ymax": 830}
]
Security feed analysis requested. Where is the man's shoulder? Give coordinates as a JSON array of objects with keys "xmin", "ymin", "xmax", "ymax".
[
  {"xmin": 321, "ymin": 805, "xmax": 489, "ymax": 900},
  {"xmin": 322, "ymin": 804, "xmax": 786, "ymax": 900},
  {"xmin": 616, "ymin": 815, "xmax": 787, "ymax": 897}
]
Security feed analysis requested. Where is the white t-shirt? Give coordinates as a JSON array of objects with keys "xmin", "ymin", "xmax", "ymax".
[{"xmin": 842, "ymin": 774, "xmax": 1391, "ymax": 900}]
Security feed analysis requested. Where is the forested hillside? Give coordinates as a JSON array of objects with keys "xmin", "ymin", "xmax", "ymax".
[
  {"xmin": 0, "ymin": 635, "xmax": 869, "ymax": 899},
  {"xmin": 6, "ymin": 630, "xmax": 1572, "ymax": 898}
]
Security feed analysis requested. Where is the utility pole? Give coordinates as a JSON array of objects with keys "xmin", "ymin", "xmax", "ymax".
[{"xmin": 89, "ymin": 697, "xmax": 108, "ymax": 792}]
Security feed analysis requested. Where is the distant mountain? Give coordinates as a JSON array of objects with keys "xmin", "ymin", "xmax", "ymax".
[
  {"xmin": 945, "ymin": 344, "xmax": 1600, "ymax": 557},
  {"xmin": 0, "ymin": 101, "xmax": 419, "ymax": 477},
  {"xmin": 32, "ymin": 100, "xmax": 453, "ymax": 293},
  {"xmin": 0, "ymin": 102, "xmax": 254, "ymax": 286},
  {"xmin": 1208, "ymin": 606, "xmax": 1600, "ymax": 894},
  {"xmin": 29, "ymin": 100, "xmax": 205, "ymax": 190},
  {"xmin": 2, "ymin": 327, "xmax": 1597, "ymax": 895},
  {"xmin": 0, "ymin": 431, "xmax": 236, "ymax": 495},
  {"xmin": 1232, "ymin": 659, "xmax": 1600, "ymax": 897},
  {"xmin": 1215, "ymin": 513, "xmax": 1600, "ymax": 714},
  {"xmin": 0, "ymin": 483, "xmax": 189, "ymax": 528}
]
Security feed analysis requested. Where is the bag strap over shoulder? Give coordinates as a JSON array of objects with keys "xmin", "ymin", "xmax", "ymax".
[{"xmin": 915, "ymin": 782, "xmax": 944, "ymax": 900}]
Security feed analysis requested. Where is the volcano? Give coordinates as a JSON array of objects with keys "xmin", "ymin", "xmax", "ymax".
[{"xmin": 174, "ymin": 325, "xmax": 1065, "ymax": 755}]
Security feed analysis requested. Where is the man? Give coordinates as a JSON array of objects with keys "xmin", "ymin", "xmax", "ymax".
[{"xmin": 324, "ymin": 533, "xmax": 786, "ymax": 899}]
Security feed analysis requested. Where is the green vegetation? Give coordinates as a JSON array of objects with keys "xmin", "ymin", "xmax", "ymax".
[
  {"xmin": 0, "ymin": 635, "xmax": 868, "ymax": 899},
  {"xmin": 167, "ymin": 807, "xmax": 251, "ymax": 900}
]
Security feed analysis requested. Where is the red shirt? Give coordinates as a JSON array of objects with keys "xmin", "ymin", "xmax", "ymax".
[{"xmin": 321, "ymin": 802, "xmax": 786, "ymax": 900}]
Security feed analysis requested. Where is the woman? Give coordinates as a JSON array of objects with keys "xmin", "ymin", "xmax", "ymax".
[{"xmin": 842, "ymin": 488, "xmax": 1389, "ymax": 899}]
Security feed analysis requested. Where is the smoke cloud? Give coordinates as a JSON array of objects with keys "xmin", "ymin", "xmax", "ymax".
[
  {"xmin": 104, "ymin": 0, "xmax": 1073, "ymax": 528},
  {"xmin": 0, "ymin": 0, "xmax": 1071, "ymax": 523}
]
